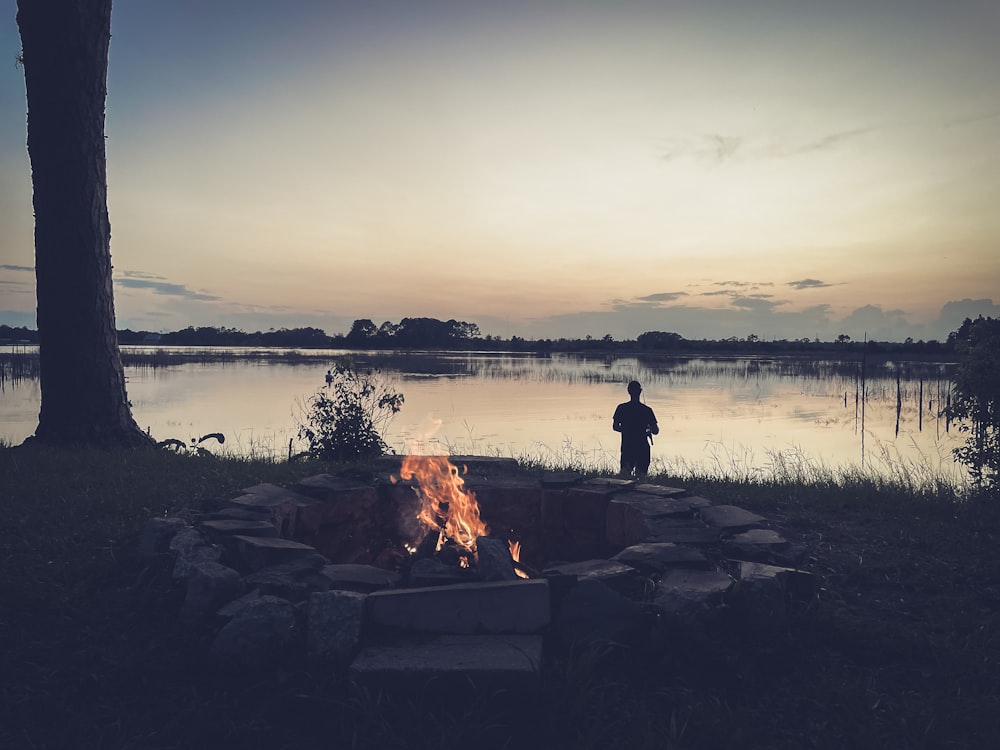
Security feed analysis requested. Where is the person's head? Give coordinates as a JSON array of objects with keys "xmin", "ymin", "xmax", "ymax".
[{"xmin": 627, "ymin": 380, "xmax": 642, "ymax": 398}]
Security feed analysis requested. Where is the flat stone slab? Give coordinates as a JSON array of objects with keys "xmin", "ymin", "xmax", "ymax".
[
  {"xmin": 606, "ymin": 492, "xmax": 702, "ymax": 548},
  {"xmin": 698, "ymin": 505, "xmax": 767, "ymax": 532},
  {"xmin": 350, "ymin": 634, "xmax": 543, "ymax": 692},
  {"xmin": 642, "ymin": 518, "xmax": 721, "ymax": 546},
  {"xmin": 542, "ymin": 559, "xmax": 647, "ymax": 597},
  {"xmin": 735, "ymin": 561, "xmax": 817, "ymax": 601},
  {"xmin": 581, "ymin": 477, "xmax": 637, "ymax": 491},
  {"xmin": 730, "ymin": 528, "xmax": 787, "ymax": 545},
  {"xmin": 722, "ymin": 528, "xmax": 792, "ymax": 562},
  {"xmin": 231, "ymin": 483, "xmax": 316, "ymax": 510},
  {"xmin": 228, "ymin": 484, "xmax": 322, "ymax": 537},
  {"xmin": 319, "ymin": 563, "xmax": 401, "ymax": 593},
  {"xmin": 611, "ymin": 542, "xmax": 709, "ymax": 572},
  {"xmin": 366, "ymin": 579, "xmax": 550, "ymax": 635},
  {"xmin": 294, "ymin": 474, "xmax": 376, "ymax": 501},
  {"xmin": 678, "ymin": 495, "xmax": 714, "ymax": 510},
  {"xmin": 199, "ymin": 518, "xmax": 278, "ymax": 539},
  {"xmin": 231, "ymin": 534, "xmax": 326, "ymax": 572},
  {"xmin": 633, "ymin": 484, "xmax": 689, "ymax": 498},
  {"xmin": 206, "ymin": 507, "xmax": 275, "ymax": 522},
  {"xmin": 610, "ymin": 491, "xmax": 699, "ymax": 518},
  {"xmin": 539, "ymin": 471, "xmax": 584, "ymax": 489},
  {"xmin": 652, "ymin": 569, "xmax": 734, "ymax": 614},
  {"xmin": 544, "ymin": 558, "xmax": 637, "ymax": 582}
]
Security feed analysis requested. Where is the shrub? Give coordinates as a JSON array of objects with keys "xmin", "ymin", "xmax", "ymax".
[
  {"xmin": 297, "ymin": 362, "xmax": 404, "ymax": 461},
  {"xmin": 947, "ymin": 316, "xmax": 1000, "ymax": 490}
]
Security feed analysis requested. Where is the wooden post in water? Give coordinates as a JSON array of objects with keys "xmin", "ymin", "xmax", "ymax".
[
  {"xmin": 918, "ymin": 378, "xmax": 923, "ymax": 432},
  {"xmin": 935, "ymin": 377, "xmax": 941, "ymax": 440},
  {"xmin": 896, "ymin": 365, "xmax": 903, "ymax": 437},
  {"xmin": 860, "ymin": 334, "xmax": 867, "ymax": 465}
]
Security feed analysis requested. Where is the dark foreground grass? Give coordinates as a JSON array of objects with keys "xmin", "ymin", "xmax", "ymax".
[{"xmin": 2, "ymin": 445, "xmax": 999, "ymax": 749}]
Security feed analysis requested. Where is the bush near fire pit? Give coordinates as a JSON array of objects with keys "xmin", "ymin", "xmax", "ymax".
[
  {"xmin": 2, "ymin": 444, "xmax": 1000, "ymax": 749},
  {"xmin": 297, "ymin": 362, "xmax": 404, "ymax": 462}
]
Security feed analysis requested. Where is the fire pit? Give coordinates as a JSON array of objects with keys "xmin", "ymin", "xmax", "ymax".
[{"xmin": 143, "ymin": 453, "xmax": 816, "ymax": 681}]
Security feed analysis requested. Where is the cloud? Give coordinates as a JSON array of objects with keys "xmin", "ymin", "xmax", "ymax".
[
  {"xmin": 0, "ymin": 279, "xmax": 31, "ymax": 293},
  {"xmin": 713, "ymin": 280, "xmax": 772, "ymax": 289},
  {"xmin": 943, "ymin": 110, "xmax": 1000, "ymax": 129},
  {"xmin": 633, "ymin": 291, "xmax": 688, "ymax": 304},
  {"xmin": 787, "ymin": 278, "xmax": 832, "ymax": 290},
  {"xmin": 837, "ymin": 304, "xmax": 912, "ymax": 341},
  {"xmin": 933, "ymin": 298, "xmax": 1000, "ymax": 336},
  {"xmin": 710, "ymin": 134, "xmax": 741, "ymax": 163},
  {"xmin": 660, "ymin": 127, "xmax": 871, "ymax": 166},
  {"xmin": 698, "ymin": 281, "xmax": 776, "ymax": 298},
  {"xmin": 659, "ymin": 134, "xmax": 742, "ymax": 164},
  {"xmin": 0, "ymin": 264, "xmax": 35, "ymax": 306},
  {"xmin": 771, "ymin": 128, "xmax": 873, "ymax": 158},
  {"xmin": 517, "ymin": 294, "xmax": 1000, "ymax": 344},
  {"xmin": 115, "ymin": 272, "xmax": 221, "ymax": 302},
  {"xmin": 731, "ymin": 296, "xmax": 780, "ymax": 313}
]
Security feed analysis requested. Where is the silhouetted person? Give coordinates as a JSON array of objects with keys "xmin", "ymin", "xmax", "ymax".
[
  {"xmin": 613, "ymin": 380, "xmax": 659, "ymax": 479},
  {"xmin": 325, "ymin": 369, "xmax": 333, "ymax": 386}
]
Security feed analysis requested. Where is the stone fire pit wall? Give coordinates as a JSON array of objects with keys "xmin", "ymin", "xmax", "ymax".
[{"xmin": 140, "ymin": 455, "xmax": 816, "ymax": 685}]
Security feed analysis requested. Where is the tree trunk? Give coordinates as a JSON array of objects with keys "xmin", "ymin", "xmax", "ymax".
[{"xmin": 16, "ymin": 0, "xmax": 152, "ymax": 447}]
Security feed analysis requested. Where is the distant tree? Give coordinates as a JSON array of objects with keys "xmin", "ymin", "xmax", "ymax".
[
  {"xmin": 258, "ymin": 326, "xmax": 329, "ymax": 347},
  {"xmin": 346, "ymin": 319, "xmax": 377, "ymax": 346},
  {"xmin": 393, "ymin": 317, "xmax": 479, "ymax": 347},
  {"xmin": 161, "ymin": 326, "xmax": 249, "ymax": 346},
  {"xmin": 637, "ymin": 331, "xmax": 684, "ymax": 350},
  {"xmin": 946, "ymin": 316, "xmax": 1000, "ymax": 489},
  {"xmin": 0, "ymin": 325, "xmax": 39, "ymax": 344},
  {"xmin": 450, "ymin": 320, "xmax": 481, "ymax": 341},
  {"xmin": 16, "ymin": 0, "xmax": 151, "ymax": 447},
  {"xmin": 377, "ymin": 320, "xmax": 399, "ymax": 341},
  {"xmin": 836, "ymin": 334, "xmax": 851, "ymax": 344}
]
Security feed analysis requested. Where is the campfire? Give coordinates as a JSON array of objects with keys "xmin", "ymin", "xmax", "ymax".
[{"xmin": 393, "ymin": 454, "xmax": 528, "ymax": 579}]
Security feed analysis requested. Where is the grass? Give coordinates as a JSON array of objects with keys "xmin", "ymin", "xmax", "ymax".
[{"xmin": 2, "ymin": 443, "xmax": 999, "ymax": 749}]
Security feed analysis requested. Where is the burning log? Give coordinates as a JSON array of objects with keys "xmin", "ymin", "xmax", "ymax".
[
  {"xmin": 512, "ymin": 558, "xmax": 540, "ymax": 579},
  {"xmin": 414, "ymin": 528, "xmax": 441, "ymax": 560},
  {"xmin": 475, "ymin": 536, "xmax": 519, "ymax": 581}
]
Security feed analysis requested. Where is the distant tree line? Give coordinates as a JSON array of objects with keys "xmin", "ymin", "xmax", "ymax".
[{"xmin": 0, "ymin": 320, "xmax": 960, "ymax": 357}]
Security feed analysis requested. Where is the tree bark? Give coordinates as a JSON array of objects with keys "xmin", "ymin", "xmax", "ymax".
[{"xmin": 16, "ymin": 0, "xmax": 152, "ymax": 447}]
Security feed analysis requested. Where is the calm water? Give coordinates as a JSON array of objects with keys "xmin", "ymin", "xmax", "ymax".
[{"xmin": 0, "ymin": 347, "xmax": 963, "ymax": 481}]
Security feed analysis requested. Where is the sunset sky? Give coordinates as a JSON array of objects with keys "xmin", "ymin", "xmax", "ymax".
[{"xmin": 2, "ymin": 0, "xmax": 998, "ymax": 342}]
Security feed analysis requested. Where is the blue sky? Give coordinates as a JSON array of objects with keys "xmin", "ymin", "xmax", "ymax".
[{"xmin": 2, "ymin": 0, "xmax": 998, "ymax": 341}]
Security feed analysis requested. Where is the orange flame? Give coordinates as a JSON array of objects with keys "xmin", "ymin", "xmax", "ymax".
[
  {"xmin": 399, "ymin": 454, "xmax": 488, "ymax": 559},
  {"xmin": 396, "ymin": 454, "xmax": 526, "ymax": 576}
]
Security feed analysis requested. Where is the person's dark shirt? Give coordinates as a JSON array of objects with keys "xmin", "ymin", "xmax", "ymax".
[{"xmin": 613, "ymin": 400, "xmax": 658, "ymax": 448}]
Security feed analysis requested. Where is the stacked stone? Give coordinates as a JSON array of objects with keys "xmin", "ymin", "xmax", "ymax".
[{"xmin": 139, "ymin": 457, "xmax": 816, "ymax": 685}]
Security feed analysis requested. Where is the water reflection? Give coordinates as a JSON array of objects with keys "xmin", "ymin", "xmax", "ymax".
[{"xmin": 0, "ymin": 347, "xmax": 962, "ymax": 481}]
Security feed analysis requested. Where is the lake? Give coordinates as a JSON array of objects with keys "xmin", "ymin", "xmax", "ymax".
[{"xmin": 0, "ymin": 347, "xmax": 964, "ymax": 482}]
